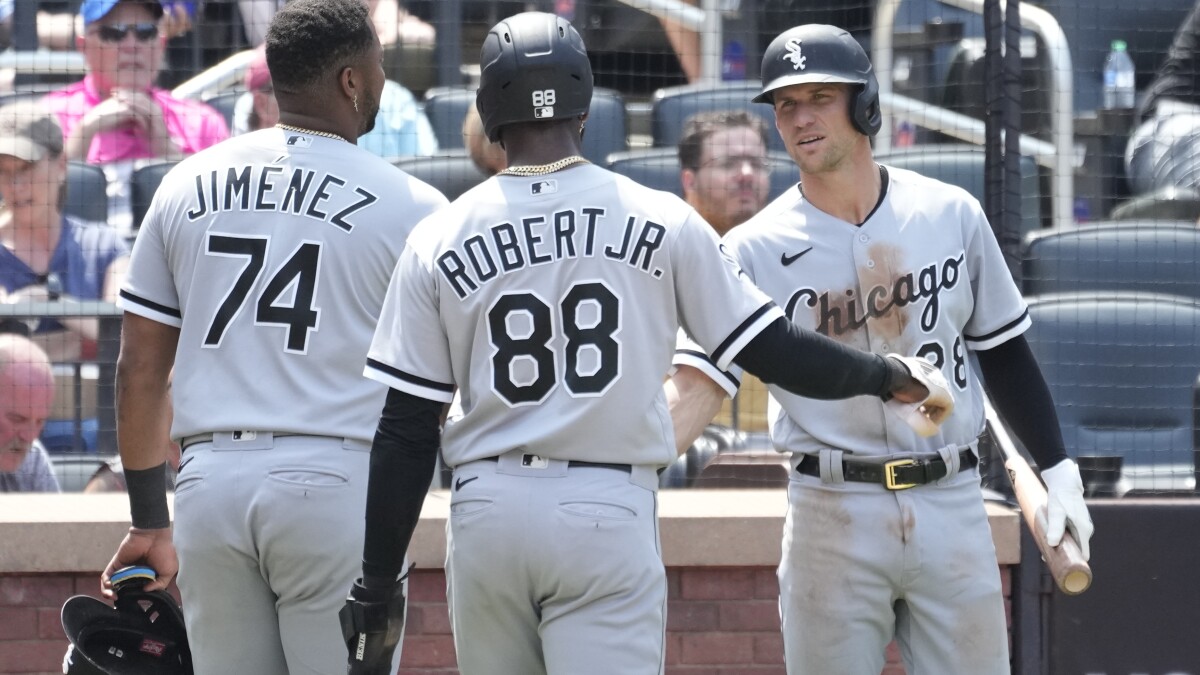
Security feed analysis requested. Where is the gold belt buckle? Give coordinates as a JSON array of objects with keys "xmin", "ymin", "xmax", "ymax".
[{"xmin": 884, "ymin": 458, "xmax": 918, "ymax": 490}]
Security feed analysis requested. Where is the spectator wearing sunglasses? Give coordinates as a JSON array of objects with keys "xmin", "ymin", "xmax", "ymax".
[{"xmin": 42, "ymin": 0, "xmax": 228, "ymax": 236}]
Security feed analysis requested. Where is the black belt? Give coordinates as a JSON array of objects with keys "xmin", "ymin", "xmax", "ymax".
[
  {"xmin": 796, "ymin": 448, "xmax": 978, "ymax": 490},
  {"xmin": 482, "ymin": 455, "xmax": 632, "ymax": 474}
]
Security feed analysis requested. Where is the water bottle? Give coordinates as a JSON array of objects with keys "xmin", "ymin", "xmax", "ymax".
[{"xmin": 1102, "ymin": 39, "xmax": 1136, "ymax": 109}]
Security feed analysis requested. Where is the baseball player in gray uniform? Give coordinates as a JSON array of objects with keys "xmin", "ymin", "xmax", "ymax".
[
  {"xmin": 673, "ymin": 25, "xmax": 1096, "ymax": 674},
  {"xmin": 101, "ymin": 2, "xmax": 447, "ymax": 674},
  {"xmin": 337, "ymin": 12, "xmax": 953, "ymax": 675}
]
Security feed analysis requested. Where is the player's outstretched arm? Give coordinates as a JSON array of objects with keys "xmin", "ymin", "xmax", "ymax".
[
  {"xmin": 344, "ymin": 388, "xmax": 443, "ymax": 673},
  {"xmin": 733, "ymin": 316, "xmax": 930, "ymax": 403}
]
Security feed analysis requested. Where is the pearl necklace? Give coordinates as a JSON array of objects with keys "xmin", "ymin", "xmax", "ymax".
[
  {"xmin": 498, "ymin": 155, "xmax": 589, "ymax": 177},
  {"xmin": 276, "ymin": 123, "xmax": 347, "ymax": 143}
]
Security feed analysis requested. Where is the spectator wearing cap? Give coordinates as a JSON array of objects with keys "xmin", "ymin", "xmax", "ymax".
[
  {"xmin": 42, "ymin": 0, "xmax": 228, "ymax": 236},
  {"xmin": 0, "ymin": 334, "xmax": 59, "ymax": 493},
  {"xmin": 230, "ymin": 45, "xmax": 277, "ymax": 136},
  {"xmin": 230, "ymin": 41, "xmax": 437, "ymax": 160},
  {"xmin": 0, "ymin": 101, "xmax": 130, "ymax": 363}
]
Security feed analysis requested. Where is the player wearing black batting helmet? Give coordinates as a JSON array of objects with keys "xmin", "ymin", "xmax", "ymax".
[
  {"xmin": 753, "ymin": 24, "xmax": 882, "ymax": 137},
  {"xmin": 61, "ymin": 567, "xmax": 192, "ymax": 675},
  {"xmin": 672, "ymin": 21, "xmax": 1093, "ymax": 675},
  {"xmin": 350, "ymin": 9, "xmax": 946, "ymax": 675},
  {"xmin": 475, "ymin": 11, "xmax": 593, "ymax": 143}
]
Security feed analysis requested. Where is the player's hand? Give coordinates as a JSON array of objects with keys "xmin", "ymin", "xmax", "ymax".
[
  {"xmin": 101, "ymin": 527, "xmax": 177, "ymax": 598},
  {"xmin": 881, "ymin": 354, "xmax": 954, "ymax": 437},
  {"xmin": 340, "ymin": 575, "xmax": 407, "ymax": 675},
  {"xmin": 1040, "ymin": 458, "xmax": 1094, "ymax": 560}
]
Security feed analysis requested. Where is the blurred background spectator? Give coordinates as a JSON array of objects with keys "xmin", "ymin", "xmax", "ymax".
[
  {"xmin": 42, "ymin": 0, "xmax": 227, "ymax": 236},
  {"xmin": 0, "ymin": 333, "xmax": 59, "ymax": 492},
  {"xmin": 462, "ymin": 102, "xmax": 505, "ymax": 177},
  {"xmin": 1125, "ymin": 0, "xmax": 1200, "ymax": 196},
  {"xmin": 0, "ymin": 100, "xmax": 129, "ymax": 363},
  {"xmin": 678, "ymin": 110, "xmax": 771, "ymax": 236},
  {"xmin": 230, "ymin": 42, "xmax": 436, "ymax": 160}
]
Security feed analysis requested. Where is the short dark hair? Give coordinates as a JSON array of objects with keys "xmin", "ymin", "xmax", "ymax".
[
  {"xmin": 677, "ymin": 111, "xmax": 769, "ymax": 171},
  {"xmin": 264, "ymin": 0, "xmax": 375, "ymax": 94}
]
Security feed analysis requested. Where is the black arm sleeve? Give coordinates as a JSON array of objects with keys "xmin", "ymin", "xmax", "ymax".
[
  {"xmin": 360, "ymin": 388, "xmax": 444, "ymax": 585},
  {"xmin": 976, "ymin": 335, "xmax": 1069, "ymax": 469},
  {"xmin": 732, "ymin": 316, "xmax": 893, "ymax": 400}
]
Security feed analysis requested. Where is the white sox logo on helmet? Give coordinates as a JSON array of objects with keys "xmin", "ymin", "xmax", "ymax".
[{"xmin": 783, "ymin": 38, "xmax": 806, "ymax": 70}]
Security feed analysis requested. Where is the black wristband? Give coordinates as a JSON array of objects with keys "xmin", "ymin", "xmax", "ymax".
[{"xmin": 125, "ymin": 463, "xmax": 171, "ymax": 530}]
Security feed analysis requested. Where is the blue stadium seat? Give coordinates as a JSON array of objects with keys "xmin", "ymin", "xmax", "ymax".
[
  {"xmin": 130, "ymin": 161, "xmax": 179, "ymax": 233},
  {"xmin": 49, "ymin": 453, "xmax": 110, "ymax": 492},
  {"xmin": 421, "ymin": 86, "xmax": 475, "ymax": 151},
  {"xmin": 1109, "ymin": 186, "xmax": 1200, "ymax": 222},
  {"xmin": 393, "ymin": 151, "xmax": 488, "ymax": 202},
  {"xmin": 422, "ymin": 86, "xmax": 625, "ymax": 164},
  {"xmin": 202, "ymin": 90, "xmax": 242, "ymax": 131},
  {"xmin": 650, "ymin": 81, "xmax": 782, "ymax": 152},
  {"xmin": 1021, "ymin": 221, "xmax": 1200, "ymax": 299},
  {"xmin": 581, "ymin": 88, "xmax": 627, "ymax": 164},
  {"xmin": 876, "ymin": 144, "xmax": 1043, "ymax": 235},
  {"xmin": 605, "ymin": 148, "xmax": 799, "ymax": 202},
  {"xmin": 65, "ymin": 162, "xmax": 109, "ymax": 223},
  {"xmin": 1024, "ymin": 291, "xmax": 1200, "ymax": 494}
]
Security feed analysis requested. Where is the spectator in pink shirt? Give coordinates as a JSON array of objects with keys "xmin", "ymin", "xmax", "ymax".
[{"xmin": 42, "ymin": 0, "xmax": 228, "ymax": 235}]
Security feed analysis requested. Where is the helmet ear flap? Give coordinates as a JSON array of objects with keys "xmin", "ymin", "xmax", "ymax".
[{"xmin": 850, "ymin": 76, "xmax": 882, "ymax": 137}]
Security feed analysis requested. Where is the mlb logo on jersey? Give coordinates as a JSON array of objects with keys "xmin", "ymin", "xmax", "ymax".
[
  {"xmin": 286, "ymin": 135, "xmax": 314, "ymax": 148},
  {"xmin": 531, "ymin": 179, "xmax": 557, "ymax": 195}
]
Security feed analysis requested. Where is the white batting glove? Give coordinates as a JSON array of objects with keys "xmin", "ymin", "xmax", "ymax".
[
  {"xmin": 882, "ymin": 355, "xmax": 954, "ymax": 437},
  {"xmin": 1040, "ymin": 458, "xmax": 1094, "ymax": 561}
]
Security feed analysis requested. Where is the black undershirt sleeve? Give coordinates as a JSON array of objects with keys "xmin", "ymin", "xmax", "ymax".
[
  {"xmin": 360, "ymin": 388, "xmax": 444, "ymax": 586},
  {"xmin": 975, "ymin": 335, "xmax": 1069, "ymax": 470},
  {"xmin": 732, "ymin": 316, "xmax": 894, "ymax": 400}
]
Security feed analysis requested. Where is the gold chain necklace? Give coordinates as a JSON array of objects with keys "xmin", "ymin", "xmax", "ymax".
[
  {"xmin": 276, "ymin": 123, "xmax": 347, "ymax": 143},
  {"xmin": 498, "ymin": 155, "xmax": 589, "ymax": 177}
]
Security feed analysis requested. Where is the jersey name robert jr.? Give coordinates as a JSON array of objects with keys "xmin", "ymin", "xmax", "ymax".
[{"xmin": 436, "ymin": 206, "xmax": 669, "ymax": 300}]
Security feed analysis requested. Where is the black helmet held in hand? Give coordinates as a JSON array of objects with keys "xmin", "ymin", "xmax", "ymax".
[{"xmin": 61, "ymin": 566, "xmax": 192, "ymax": 675}]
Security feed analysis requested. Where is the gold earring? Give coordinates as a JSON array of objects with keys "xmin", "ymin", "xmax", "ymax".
[{"xmin": 353, "ymin": 94, "xmax": 359, "ymax": 113}]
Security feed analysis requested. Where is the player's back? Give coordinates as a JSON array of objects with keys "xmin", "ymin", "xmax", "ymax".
[
  {"xmin": 121, "ymin": 128, "xmax": 448, "ymax": 442},
  {"xmin": 394, "ymin": 163, "xmax": 772, "ymax": 468}
]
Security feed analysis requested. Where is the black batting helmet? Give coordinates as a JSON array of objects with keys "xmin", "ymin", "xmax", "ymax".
[
  {"xmin": 753, "ymin": 24, "xmax": 882, "ymax": 137},
  {"xmin": 60, "ymin": 567, "xmax": 192, "ymax": 675},
  {"xmin": 476, "ymin": 11, "xmax": 593, "ymax": 143}
]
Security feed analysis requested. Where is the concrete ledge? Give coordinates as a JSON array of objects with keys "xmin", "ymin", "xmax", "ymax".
[{"xmin": 0, "ymin": 490, "xmax": 1020, "ymax": 573}]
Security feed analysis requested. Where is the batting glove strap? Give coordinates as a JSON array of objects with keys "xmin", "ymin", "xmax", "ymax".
[
  {"xmin": 340, "ymin": 578, "xmax": 406, "ymax": 675},
  {"xmin": 1040, "ymin": 459, "xmax": 1095, "ymax": 561}
]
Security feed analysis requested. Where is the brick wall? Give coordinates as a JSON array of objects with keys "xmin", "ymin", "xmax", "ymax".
[{"xmin": 0, "ymin": 566, "xmax": 1011, "ymax": 675}]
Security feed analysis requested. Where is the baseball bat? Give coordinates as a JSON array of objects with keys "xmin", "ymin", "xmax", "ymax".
[{"xmin": 983, "ymin": 399, "xmax": 1092, "ymax": 595}]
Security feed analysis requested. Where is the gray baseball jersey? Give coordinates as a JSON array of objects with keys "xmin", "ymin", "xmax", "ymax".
[
  {"xmin": 119, "ymin": 127, "xmax": 446, "ymax": 675},
  {"xmin": 120, "ymin": 128, "xmax": 448, "ymax": 443},
  {"xmin": 677, "ymin": 165, "xmax": 1022, "ymax": 674},
  {"xmin": 677, "ymin": 166, "xmax": 1029, "ymax": 456},
  {"xmin": 365, "ymin": 163, "xmax": 782, "ymax": 469}
]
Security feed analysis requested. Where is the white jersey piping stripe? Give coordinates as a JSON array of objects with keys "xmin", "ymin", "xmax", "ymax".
[
  {"xmin": 117, "ymin": 290, "xmax": 183, "ymax": 327},
  {"xmin": 363, "ymin": 359, "xmax": 455, "ymax": 403},
  {"xmin": 673, "ymin": 350, "xmax": 740, "ymax": 398},
  {"xmin": 964, "ymin": 309, "xmax": 1031, "ymax": 351},
  {"xmin": 709, "ymin": 302, "xmax": 784, "ymax": 370}
]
